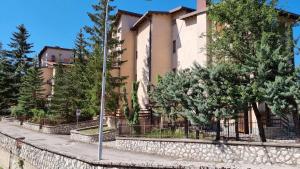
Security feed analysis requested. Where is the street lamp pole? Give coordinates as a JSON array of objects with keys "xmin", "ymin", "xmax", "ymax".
[
  {"xmin": 98, "ymin": 0, "xmax": 151, "ymax": 161},
  {"xmin": 98, "ymin": 0, "xmax": 110, "ymax": 160}
]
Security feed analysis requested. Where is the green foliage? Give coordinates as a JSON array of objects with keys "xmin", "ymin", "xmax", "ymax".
[
  {"xmin": 84, "ymin": 0, "xmax": 127, "ymax": 115},
  {"xmin": 31, "ymin": 109, "xmax": 46, "ymax": 123},
  {"xmin": 50, "ymin": 63, "xmax": 74, "ymax": 121},
  {"xmin": 8, "ymin": 24, "xmax": 34, "ymax": 59},
  {"xmin": 207, "ymin": 0, "xmax": 299, "ymax": 141},
  {"xmin": 185, "ymin": 63, "xmax": 247, "ymax": 127},
  {"xmin": 123, "ymin": 82, "xmax": 140, "ymax": 126},
  {"xmin": 10, "ymin": 105, "xmax": 25, "ymax": 119},
  {"xmin": 17, "ymin": 66, "xmax": 45, "ymax": 118},
  {"xmin": 74, "ymin": 29, "xmax": 89, "ymax": 63},
  {"xmin": 0, "ymin": 58, "xmax": 19, "ymax": 115},
  {"xmin": 50, "ymin": 62, "xmax": 93, "ymax": 122}
]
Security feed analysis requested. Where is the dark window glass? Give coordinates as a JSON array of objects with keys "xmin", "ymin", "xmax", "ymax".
[{"xmin": 173, "ymin": 40, "xmax": 176, "ymax": 53}]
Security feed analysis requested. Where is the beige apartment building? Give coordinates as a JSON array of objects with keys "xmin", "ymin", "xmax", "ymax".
[
  {"xmin": 115, "ymin": 0, "xmax": 300, "ymax": 135},
  {"xmin": 38, "ymin": 46, "xmax": 74, "ymax": 99}
]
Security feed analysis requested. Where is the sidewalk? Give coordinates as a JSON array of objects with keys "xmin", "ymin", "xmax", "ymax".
[{"xmin": 0, "ymin": 121, "xmax": 298, "ymax": 169}]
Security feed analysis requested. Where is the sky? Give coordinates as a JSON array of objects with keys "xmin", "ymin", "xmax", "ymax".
[{"xmin": 0, "ymin": 0, "xmax": 299, "ymax": 64}]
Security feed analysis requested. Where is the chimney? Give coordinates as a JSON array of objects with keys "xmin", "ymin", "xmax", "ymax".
[{"xmin": 197, "ymin": 0, "xmax": 207, "ymax": 11}]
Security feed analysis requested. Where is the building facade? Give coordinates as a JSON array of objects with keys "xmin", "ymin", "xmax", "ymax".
[
  {"xmin": 115, "ymin": 0, "xmax": 300, "ymax": 136},
  {"xmin": 38, "ymin": 46, "xmax": 74, "ymax": 99}
]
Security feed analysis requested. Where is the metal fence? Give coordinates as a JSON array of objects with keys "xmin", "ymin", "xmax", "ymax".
[{"xmin": 116, "ymin": 122, "xmax": 297, "ymax": 141}]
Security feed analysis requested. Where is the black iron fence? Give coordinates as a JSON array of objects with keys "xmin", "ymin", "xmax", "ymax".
[{"xmin": 116, "ymin": 122, "xmax": 297, "ymax": 141}]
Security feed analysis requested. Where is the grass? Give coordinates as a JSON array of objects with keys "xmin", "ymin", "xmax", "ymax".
[
  {"xmin": 79, "ymin": 127, "xmax": 113, "ymax": 135},
  {"xmin": 144, "ymin": 128, "xmax": 196, "ymax": 139},
  {"xmin": 144, "ymin": 128, "xmax": 215, "ymax": 140}
]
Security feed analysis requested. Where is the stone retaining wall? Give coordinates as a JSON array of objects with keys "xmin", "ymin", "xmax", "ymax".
[
  {"xmin": 22, "ymin": 120, "xmax": 99, "ymax": 134},
  {"xmin": 0, "ymin": 131, "xmax": 201, "ymax": 169},
  {"xmin": 116, "ymin": 137, "xmax": 300, "ymax": 166},
  {"xmin": 70, "ymin": 126, "xmax": 116, "ymax": 143}
]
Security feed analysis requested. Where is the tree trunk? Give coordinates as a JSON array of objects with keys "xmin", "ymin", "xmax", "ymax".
[
  {"xmin": 195, "ymin": 125, "xmax": 200, "ymax": 139},
  {"xmin": 252, "ymin": 102, "xmax": 267, "ymax": 142},
  {"xmin": 171, "ymin": 119, "xmax": 176, "ymax": 134},
  {"xmin": 184, "ymin": 118, "xmax": 189, "ymax": 139},
  {"xmin": 235, "ymin": 118, "xmax": 240, "ymax": 141},
  {"xmin": 216, "ymin": 119, "xmax": 221, "ymax": 141},
  {"xmin": 291, "ymin": 104, "xmax": 300, "ymax": 139}
]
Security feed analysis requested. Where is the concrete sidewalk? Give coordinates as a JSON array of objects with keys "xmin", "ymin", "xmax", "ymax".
[{"xmin": 0, "ymin": 121, "xmax": 298, "ymax": 169}]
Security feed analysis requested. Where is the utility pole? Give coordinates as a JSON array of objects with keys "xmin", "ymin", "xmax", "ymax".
[{"xmin": 98, "ymin": 0, "xmax": 110, "ymax": 160}]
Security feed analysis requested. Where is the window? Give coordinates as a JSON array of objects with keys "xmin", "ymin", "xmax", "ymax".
[
  {"xmin": 50, "ymin": 55, "xmax": 56, "ymax": 62},
  {"xmin": 173, "ymin": 40, "xmax": 176, "ymax": 54}
]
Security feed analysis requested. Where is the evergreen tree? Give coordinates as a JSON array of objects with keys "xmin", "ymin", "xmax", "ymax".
[
  {"xmin": 68, "ymin": 62, "xmax": 92, "ymax": 120},
  {"xmin": 8, "ymin": 24, "xmax": 34, "ymax": 59},
  {"xmin": 84, "ymin": 0, "xmax": 127, "ymax": 115},
  {"xmin": 17, "ymin": 65, "xmax": 45, "ymax": 118},
  {"xmin": 0, "ymin": 56, "xmax": 19, "ymax": 115},
  {"xmin": 265, "ymin": 27, "xmax": 300, "ymax": 138},
  {"xmin": 150, "ymin": 71, "xmax": 196, "ymax": 138},
  {"xmin": 123, "ymin": 82, "xmax": 140, "ymax": 133},
  {"xmin": 74, "ymin": 29, "xmax": 89, "ymax": 63},
  {"xmin": 207, "ymin": 0, "xmax": 290, "ymax": 142},
  {"xmin": 50, "ymin": 63, "xmax": 73, "ymax": 121}
]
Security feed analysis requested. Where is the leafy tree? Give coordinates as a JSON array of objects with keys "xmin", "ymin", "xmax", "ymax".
[
  {"xmin": 17, "ymin": 65, "xmax": 45, "ymax": 118},
  {"xmin": 123, "ymin": 82, "xmax": 140, "ymax": 133},
  {"xmin": 74, "ymin": 29, "xmax": 89, "ymax": 63}
]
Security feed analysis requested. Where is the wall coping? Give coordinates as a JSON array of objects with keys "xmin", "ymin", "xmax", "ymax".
[
  {"xmin": 70, "ymin": 126, "xmax": 115, "ymax": 136},
  {"xmin": 0, "ymin": 131, "xmax": 190, "ymax": 169},
  {"xmin": 116, "ymin": 137, "xmax": 300, "ymax": 148}
]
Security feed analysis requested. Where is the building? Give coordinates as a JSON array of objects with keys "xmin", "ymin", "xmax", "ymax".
[
  {"xmin": 38, "ymin": 46, "xmax": 74, "ymax": 99},
  {"xmin": 115, "ymin": 0, "xmax": 300, "ymax": 137}
]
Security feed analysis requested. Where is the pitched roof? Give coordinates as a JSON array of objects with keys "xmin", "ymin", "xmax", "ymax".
[
  {"xmin": 169, "ymin": 6, "xmax": 195, "ymax": 13},
  {"xmin": 131, "ymin": 6, "xmax": 195, "ymax": 30},
  {"xmin": 179, "ymin": 9, "xmax": 207, "ymax": 20},
  {"xmin": 38, "ymin": 46, "xmax": 74, "ymax": 60},
  {"xmin": 179, "ymin": 8, "xmax": 300, "ymax": 22},
  {"xmin": 116, "ymin": 9, "xmax": 143, "ymax": 18},
  {"xmin": 131, "ymin": 11, "xmax": 169, "ymax": 30}
]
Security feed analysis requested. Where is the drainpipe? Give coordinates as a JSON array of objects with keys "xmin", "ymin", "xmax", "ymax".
[{"xmin": 148, "ymin": 17, "xmax": 152, "ymax": 84}]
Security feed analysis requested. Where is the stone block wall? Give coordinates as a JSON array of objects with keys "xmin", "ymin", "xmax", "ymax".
[
  {"xmin": 116, "ymin": 137, "xmax": 300, "ymax": 166},
  {"xmin": 70, "ymin": 127, "xmax": 116, "ymax": 143},
  {"xmin": 22, "ymin": 120, "xmax": 99, "ymax": 134},
  {"xmin": 0, "ymin": 131, "xmax": 198, "ymax": 169}
]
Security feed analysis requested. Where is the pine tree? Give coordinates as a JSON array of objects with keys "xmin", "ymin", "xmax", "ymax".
[
  {"xmin": 8, "ymin": 24, "xmax": 34, "ymax": 59},
  {"xmin": 84, "ymin": 0, "xmax": 127, "ymax": 115},
  {"xmin": 0, "ymin": 57, "xmax": 19, "ymax": 115},
  {"xmin": 17, "ymin": 65, "xmax": 45, "ymax": 118},
  {"xmin": 68, "ymin": 62, "xmax": 92, "ymax": 120},
  {"xmin": 74, "ymin": 29, "xmax": 89, "ymax": 63},
  {"xmin": 49, "ymin": 63, "xmax": 73, "ymax": 122}
]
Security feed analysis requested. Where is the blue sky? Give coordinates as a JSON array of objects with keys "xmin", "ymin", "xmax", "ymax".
[{"xmin": 0, "ymin": 0, "xmax": 299, "ymax": 64}]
